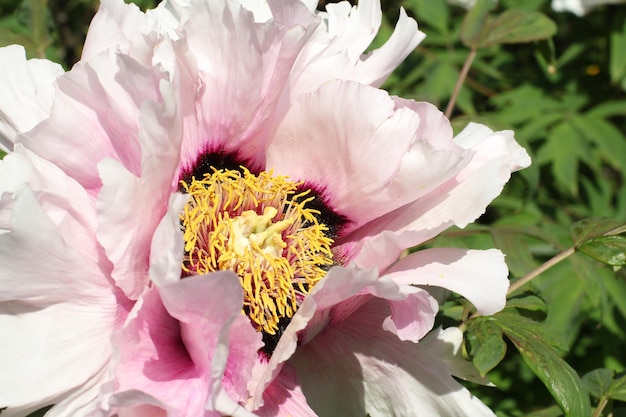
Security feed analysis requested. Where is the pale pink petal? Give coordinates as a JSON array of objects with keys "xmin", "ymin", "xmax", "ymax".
[
  {"xmin": 20, "ymin": 51, "xmax": 169, "ymax": 192},
  {"xmin": 0, "ymin": 176, "xmax": 109, "ymax": 303},
  {"xmin": 255, "ymin": 364, "xmax": 317, "ymax": 417},
  {"xmin": 288, "ymin": 0, "xmax": 424, "ymax": 98},
  {"xmin": 149, "ymin": 193, "xmax": 188, "ymax": 287},
  {"xmin": 81, "ymin": 0, "xmax": 164, "ymax": 61},
  {"xmin": 0, "ymin": 300, "xmax": 116, "ymax": 417},
  {"xmin": 107, "ymin": 273, "xmax": 255, "ymax": 417},
  {"xmin": 386, "ymin": 248, "xmax": 509, "ymax": 316},
  {"xmin": 420, "ymin": 327, "xmax": 492, "ymax": 385},
  {"xmin": 268, "ymin": 81, "xmax": 466, "ymax": 232},
  {"xmin": 0, "ymin": 45, "xmax": 64, "ymax": 151},
  {"xmin": 175, "ymin": 0, "xmax": 317, "ymax": 173},
  {"xmin": 249, "ymin": 265, "xmax": 438, "ymax": 410},
  {"xmin": 381, "ymin": 287, "xmax": 439, "ymax": 342},
  {"xmin": 353, "ymin": 8, "xmax": 425, "ymax": 87},
  {"xmin": 290, "ymin": 298, "xmax": 497, "ymax": 416},
  {"xmin": 345, "ymin": 123, "xmax": 531, "ymax": 271},
  {"xmin": 96, "ymin": 81, "xmax": 181, "ymax": 300},
  {"xmin": 109, "ymin": 286, "xmax": 206, "ymax": 416}
]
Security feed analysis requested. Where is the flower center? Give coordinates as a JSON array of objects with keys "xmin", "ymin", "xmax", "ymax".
[{"xmin": 179, "ymin": 168, "xmax": 334, "ymax": 336}]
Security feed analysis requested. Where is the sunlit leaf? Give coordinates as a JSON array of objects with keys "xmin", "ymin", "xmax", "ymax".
[
  {"xmin": 495, "ymin": 313, "xmax": 591, "ymax": 417},
  {"xmin": 477, "ymin": 10, "xmax": 557, "ymax": 48},
  {"xmin": 570, "ymin": 218, "xmax": 626, "ymax": 247},
  {"xmin": 578, "ymin": 236, "xmax": 626, "ymax": 266}
]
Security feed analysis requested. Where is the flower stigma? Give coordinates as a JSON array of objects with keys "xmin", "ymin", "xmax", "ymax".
[{"xmin": 179, "ymin": 168, "xmax": 334, "ymax": 339}]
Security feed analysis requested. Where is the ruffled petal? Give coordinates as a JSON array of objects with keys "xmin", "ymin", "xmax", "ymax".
[
  {"xmin": 249, "ymin": 264, "xmax": 438, "ymax": 410},
  {"xmin": 268, "ymin": 81, "xmax": 466, "ymax": 232},
  {"xmin": 104, "ymin": 273, "xmax": 260, "ymax": 417},
  {"xmin": 20, "ymin": 50, "xmax": 170, "ymax": 192},
  {"xmin": 0, "ymin": 45, "xmax": 64, "ymax": 151},
  {"xmin": 255, "ymin": 364, "xmax": 317, "ymax": 417},
  {"xmin": 81, "ymin": 0, "xmax": 165, "ymax": 61},
  {"xmin": 96, "ymin": 81, "xmax": 182, "ymax": 300},
  {"xmin": 386, "ymin": 248, "xmax": 509, "ymax": 316},
  {"xmin": 345, "ymin": 122, "xmax": 531, "ymax": 271},
  {"xmin": 288, "ymin": 0, "xmax": 425, "ymax": 98},
  {"xmin": 290, "ymin": 298, "xmax": 496, "ymax": 417},
  {"xmin": 174, "ymin": 0, "xmax": 318, "ymax": 172}
]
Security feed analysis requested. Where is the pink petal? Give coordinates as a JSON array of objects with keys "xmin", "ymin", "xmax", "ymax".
[
  {"xmin": 96, "ymin": 81, "xmax": 182, "ymax": 300},
  {"xmin": 288, "ymin": 0, "xmax": 425, "ymax": 98},
  {"xmin": 290, "ymin": 298, "xmax": 497, "ymax": 416},
  {"xmin": 107, "ymin": 273, "xmax": 257, "ymax": 417},
  {"xmin": 174, "ymin": 0, "xmax": 317, "ymax": 172},
  {"xmin": 81, "ymin": 0, "xmax": 163, "ymax": 62},
  {"xmin": 20, "ymin": 51, "xmax": 169, "ymax": 192},
  {"xmin": 268, "ymin": 81, "xmax": 465, "ymax": 232},
  {"xmin": 249, "ymin": 264, "xmax": 438, "ymax": 410},
  {"xmin": 0, "ymin": 45, "xmax": 64, "ymax": 151},
  {"xmin": 345, "ymin": 123, "xmax": 531, "ymax": 271},
  {"xmin": 255, "ymin": 364, "xmax": 317, "ymax": 417},
  {"xmin": 386, "ymin": 248, "xmax": 510, "ymax": 316}
]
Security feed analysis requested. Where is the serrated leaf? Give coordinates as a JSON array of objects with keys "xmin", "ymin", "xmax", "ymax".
[
  {"xmin": 538, "ymin": 121, "xmax": 591, "ymax": 196},
  {"xmin": 460, "ymin": 0, "xmax": 493, "ymax": 48},
  {"xmin": 477, "ymin": 10, "xmax": 557, "ymax": 48},
  {"xmin": 578, "ymin": 236, "xmax": 626, "ymax": 266},
  {"xmin": 570, "ymin": 218, "xmax": 626, "ymax": 247},
  {"xmin": 466, "ymin": 319, "xmax": 507, "ymax": 376},
  {"xmin": 571, "ymin": 115, "xmax": 626, "ymax": 171},
  {"xmin": 495, "ymin": 313, "xmax": 591, "ymax": 417},
  {"xmin": 582, "ymin": 368, "xmax": 614, "ymax": 399}
]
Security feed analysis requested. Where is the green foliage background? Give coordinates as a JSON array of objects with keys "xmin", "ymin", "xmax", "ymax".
[{"xmin": 1, "ymin": 0, "xmax": 626, "ymax": 416}]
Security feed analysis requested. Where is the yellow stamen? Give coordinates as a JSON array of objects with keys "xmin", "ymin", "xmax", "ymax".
[{"xmin": 180, "ymin": 168, "xmax": 334, "ymax": 335}]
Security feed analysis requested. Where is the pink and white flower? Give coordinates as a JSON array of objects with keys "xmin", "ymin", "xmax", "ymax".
[{"xmin": 0, "ymin": 0, "xmax": 530, "ymax": 416}]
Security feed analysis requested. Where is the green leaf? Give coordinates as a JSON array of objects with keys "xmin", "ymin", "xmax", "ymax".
[
  {"xmin": 460, "ymin": 0, "xmax": 493, "ymax": 48},
  {"xmin": 609, "ymin": 373, "xmax": 626, "ymax": 402},
  {"xmin": 569, "ymin": 218, "xmax": 626, "ymax": 247},
  {"xmin": 582, "ymin": 369, "xmax": 626, "ymax": 402},
  {"xmin": 537, "ymin": 121, "xmax": 591, "ymax": 196},
  {"xmin": 506, "ymin": 293, "xmax": 548, "ymax": 315},
  {"xmin": 571, "ymin": 114, "xmax": 626, "ymax": 172},
  {"xmin": 610, "ymin": 13, "xmax": 626, "ymax": 84},
  {"xmin": 477, "ymin": 10, "xmax": 557, "ymax": 48},
  {"xmin": 495, "ymin": 313, "xmax": 591, "ymax": 417},
  {"xmin": 408, "ymin": 0, "xmax": 449, "ymax": 34},
  {"xmin": 466, "ymin": 319, "xmax": 507, "ymax": 376},
  {"xmin": 582, "ymin": 368, "xmax": 614, "ymax": 399},
  {"xmin": 578, "ymin": 236, "xmax": 626, "ymax": 266},
  {"xmin": 490, "ymin": 227, "xmax": 537, "ymax": 277}
]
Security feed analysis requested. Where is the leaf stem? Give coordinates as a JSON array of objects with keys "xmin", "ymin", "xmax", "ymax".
[
  {"xmin": 592, "ymin": 396, "xmax": 609, "ymax": 417},
  {"xmin": 445, "ymin": 47, "xmax": 477, "ymax": 118},
  {"xmin": 507, "ymin": 247, "xmax": 576, "ymax": 295}
]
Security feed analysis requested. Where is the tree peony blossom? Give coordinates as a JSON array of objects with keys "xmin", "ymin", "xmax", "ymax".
[{"xmin": 0, "ymin": 0, "xmax": 530, "ymax": 416}]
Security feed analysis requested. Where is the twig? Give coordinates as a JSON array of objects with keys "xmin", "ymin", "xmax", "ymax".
[{"xmin": 445, "ymin": 47, "xmax": 477, "ymax": 118}]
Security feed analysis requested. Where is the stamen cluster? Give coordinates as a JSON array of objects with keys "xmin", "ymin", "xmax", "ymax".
[{"xmin": 180, "ymin": 168, "xmax": 334, "ymax": 335}]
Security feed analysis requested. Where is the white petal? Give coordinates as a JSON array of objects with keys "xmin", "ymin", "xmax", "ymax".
[
  {"xmin": 290, "ymin": 298, "xmax": 496, "ymax": 416},
  {"xmin": 386, "ymin": 248, "xmax": 509, "ymax": 316},
  {"xmin": 0, "ymin": 45, "xmax": 64, "ymax": 151}
]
